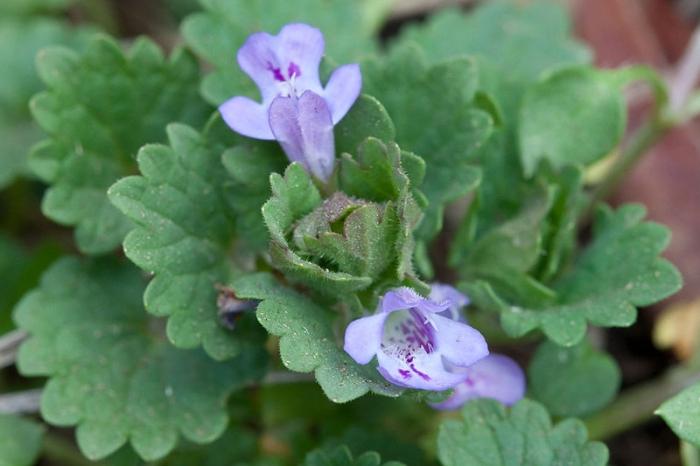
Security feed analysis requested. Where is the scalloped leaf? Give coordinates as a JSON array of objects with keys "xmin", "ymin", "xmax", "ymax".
[
  {"xmin": 0, "ymin": 17, "xmax": 93, "ymax": 188},
  {"xmin": 15, "ymin": 257, "xmax": 267, "ymax": 461},
  {"xmin": 437, "ymin": 399, "xmax": 608, "ymax": 466},
  {"xmin": 233, "ymin": 272, "xmax": 403, "ymax": 403},
  {"xmin": 30, "ymin": 34, "xmax": 209, "ymax": 254},
  {"xmin": 304, "ymin": 445, "xmax": 405, "ymax": 466},
  {"xmin": 519, "ymin": 67, "xmax": 626, "ymax": 176},
  {"xmin": 529, "ymin": 340, "xmax": 621, "ymax": 417},
  {"xmin": 657, "ymin": 382, "xmax": 700, "ymax": 448},
  {"xmin": 466, "ymin": 204, "xmax": 682, "ymax": 346},
  {"xmin": 182, "ymin": 0, "xmax": 389, "ymax": 104},
  {"xmin": 361, "ymin": 45, "xmax": 491, "ymax": 238},
  {"xmin": 109, "ymin": 123, "xmax": 264, "ymax": 360},
  {"xmin": 396, "ymin": 0, "xmax": 590, "ymax": 115}
]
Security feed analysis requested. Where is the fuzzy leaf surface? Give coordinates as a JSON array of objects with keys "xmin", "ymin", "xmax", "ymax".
[
  {"xmin": 234, "ymin": 272, "xmax": 403, "ymax": 403},
  {"xmin": 15, "ymin": 257, "xmax": 266, "ymax": 461},
  {"xmin": 109, "ymin": 123, "xmax": 264, "ymax": 360},
  {"xmin": 519, "ymin": 67, "xmax": 626, "ymax": 176},
  {"xmin": 362, "ymin": 45, "xmax": 491, "ymax": 238},
  {"xmin": 304, "ymin": 445, "xmax": 404, "ymax": 466},
  {"xmin": 529, "ymin": 340, "xmax": 621, "ymax": 417},
  {"xmin": 0, "ymin": 17, "xmax": 92, "ymax": 188},
  {"xmin": 437, "ymin": 399, "xmax": 608, "ymax": 466},
  {"xmin": 657, "ymin": 382, "xmax": 700, "ymax": 447},
  {"xmin": 468, "ymin": 205, "xmax": 682, "ymax": 346},
  {"xmin": 30, "ymin": 34, "xmax": 209, "ymax": 254}
]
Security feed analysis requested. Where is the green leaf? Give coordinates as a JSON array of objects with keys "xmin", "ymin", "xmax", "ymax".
[
  {"xmin": 221, "ymin": 139, "xmax": 287, "ymax": 252},
  {"xmin": 657, "ymin": 382, "xmax": 700, "ymax": 447},
  {"xmin": 263, "ymin": 164, "xmax": 370, "ymax": 296},
  {"xmin": 335, "ymin": 95, "xmax": 396, "ymax": 157},
  {"xmin": 397, "ymin": 0, "xmax": 590, "ymax": 247},
  {"xmin": 0, "ymin": 0, "xmax": 73, "ymax": 15},
  {"xmin": 109, "ymin": 123, "xmax": 263, "ymax": 360},
  {"xmin": 0, "ymin": 235, "xmax": 62, "ymax": 333},
  {"xmin": 0, "ymin": 17, "xmax": 93, "ymax": 188},
  {"xmin": 362, "ymin": 45, "xmax": 491, "ymax": 239},
  {"xmin": 472, "ymin": 204, "xmax": 682, "ymax": 346},
  {"xmin": 30, "ymin": 34, "xmax": 209, "ymax": 254},
  {"xmin": 303, "ymin": 445, "xmax": 404, "ymax": 466},
  {"xmin": 264, "ymin": 145, "xmax": 425, "ymax": 298},
  {"xmin": 519, "ymin": 67, "xmax": 626, "ymax": 176},
  {"xmin": 182, "ymin": 0, "xmax": 386, "ymax": 104},
  {"xmin": 233, "ymin": 272, "xmax": 403, "ymax": 403},
  {"xmin": 437, "ymin": 399, "xmax": 609, "ymax": 466},
  {"xmin": 0, "ymin": 415, "xmax": 44, "ymax": 466},
  {"xmin": 15, "ymin": 257, "xmax": 267, "ymax": 461},
  {"xmin": 456, "ymin": 186, "xmax": 556, "ymax": 307},
  {"xmin": 529, "ymin": 340, "xmax": 621, "ymax": 417},
  {"xmin": 396, "ymin": 0, "xmax": 590, "ymax": 116}
]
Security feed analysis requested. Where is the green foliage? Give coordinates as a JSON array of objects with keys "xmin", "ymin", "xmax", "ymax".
[
  {"xmin": 0, "ymin": 415, "xmax": 44, "ymax": 466},
  {"xmin": 334, "ymin": 95, "xmax": 396, "ymax": 157},
  {"xmin": 362, "ymin": 45, "xmax": 492, "ymax": 238},
  {"xmin": 657, "ymin": 382, "xmax": 700, "ymax": 448},
  {"xmin": 263, "ymin": 149, "xmax": 425, "ymax": 299},
  {"xmin": 467, "ymin": 205, "xmax": 681, "ymax": 346},
  {"xmin": 182, "ymin": 0, "xmax": 389, "ymax": 104},
  {"xmin": 519, "ymin": 67, "xmax": 626, "ymax": 176},
  {"xmin": 396, "ymin": 0, "xmax": 590, "ymax": 114},
  {"xmin": 233, "ymin": 273, "xmax": 403, "ymax": 403},
  {"xmin": 0, "ymin": 235, "xmax": 62, "ymax": 332},
  {"xmin": 109, "ymin": 123, "xmax": 266, "ymax": 360},
  {"xmin": 221, "ymin": 139, "xmax": 287, "ymax": 252},
  {"xmin": 456, "ymin": 186, "xmax": 556, "ymax": 307},
  {"xmin": 30, "ymin": 34, "xmax": 209, "ymax": 254},
  {"xmin": 0, "ymin": 17, "xmax": 93, "ymax": 188},
  {"xmin": 529, "ymin": 340, "xmax": 621, "ymax": 417},
  {"xmin": 303, "ymin": 445, "xmax": 404, "ymax": 466},
  {"xmin": 15, "ymin": 257, "xmax": 267, "ymax": 461},
  {"xmin": 437, "ymin": 399, "xmax": 609, "ymax": 466},
  {"xmin": 0, "ymin": 0, "xmax": 73, "ymax": 15}
]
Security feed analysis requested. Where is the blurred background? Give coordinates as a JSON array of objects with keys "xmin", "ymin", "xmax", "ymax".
[{"xmin": 2, "ymin": 0, "xmax": 700, "ymax": 465}]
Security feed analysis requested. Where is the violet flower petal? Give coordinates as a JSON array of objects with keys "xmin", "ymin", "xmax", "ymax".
[
  {"xmin": 381, "ymin": 287, "xmax": 448, "ymax": 314},
  {"xmin": 343, "ymin": 313, "xmax": 388, "ymax": 365},
  {"xmin": 276, "ymin": 23, "xmax": 324, "ymax": 93},
  {"xmin": 431, "ymin": 354, "xmax": 526, "ymax": 410},
  {"xmin": 323, "ymin": 63, "xmax": 362, "ymax": 124},
  {"xmin": 236, "ymin": 31, "xmax": 281, "ymax": 102},
  {"xmin": 268, "ymin": 90, "xmax": 335, "ymax": 181},
  {"xmin": 430, "ymin": 283, "xmax": 469, "ymax": 321},
  {"xmin": 219, "ymin": 96, "xmax": 275, "ymax": 140},
  {"xmin": 431, "ymin": 314, "xmax": 488, "ymax": 368}
]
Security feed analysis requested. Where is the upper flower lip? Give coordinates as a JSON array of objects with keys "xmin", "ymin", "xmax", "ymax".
[{"xmin": 218, "ymin": 22, "xmax": 363, "ymax": 182}]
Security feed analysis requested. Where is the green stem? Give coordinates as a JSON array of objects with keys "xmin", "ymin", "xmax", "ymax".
[
  {"xmin": 584, "ymin": 364, "xmax": 700, "ymax": 440},
  {"xmin": 583, "ymin": 115, "xmax": 671, "ymax": 222},
  {"xmin": 43, "ymin": 431, "xmax": 104, "ymax": 466},
  {"xmin": 682, "ymin": 441, "xmax": 700, "ymax": 466}
]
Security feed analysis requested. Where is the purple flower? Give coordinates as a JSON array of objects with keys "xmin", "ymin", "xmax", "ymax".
[
  {"xmin": 429, "ymin": 283, "xmax": 469, "ymax": 321},
  {"xmin": 430, "ymin": 354, "xmax": 526, "ymax": 410},
  {"xmin": 343, "ymin": 287, "xmax": 489, "ymax": 391},
  {"xmin": 219, "ymin": 23, "xmax": 362, "ymax": 182}
]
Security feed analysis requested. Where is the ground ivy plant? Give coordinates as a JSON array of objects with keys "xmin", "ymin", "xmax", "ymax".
[{"xmin": 1, "ymin": 0, "xmax": 697, "ymax": 465}]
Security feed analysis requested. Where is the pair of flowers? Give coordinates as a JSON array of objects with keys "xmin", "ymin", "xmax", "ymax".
[{"xmin": 221, "ymin": 23, "xmax": 524, "ymax": 408}]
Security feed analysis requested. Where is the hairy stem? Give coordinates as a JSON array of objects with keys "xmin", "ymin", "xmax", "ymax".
[{"xmin": 584, "ymin": 364, "xmax": 700, "ymax": 440}]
